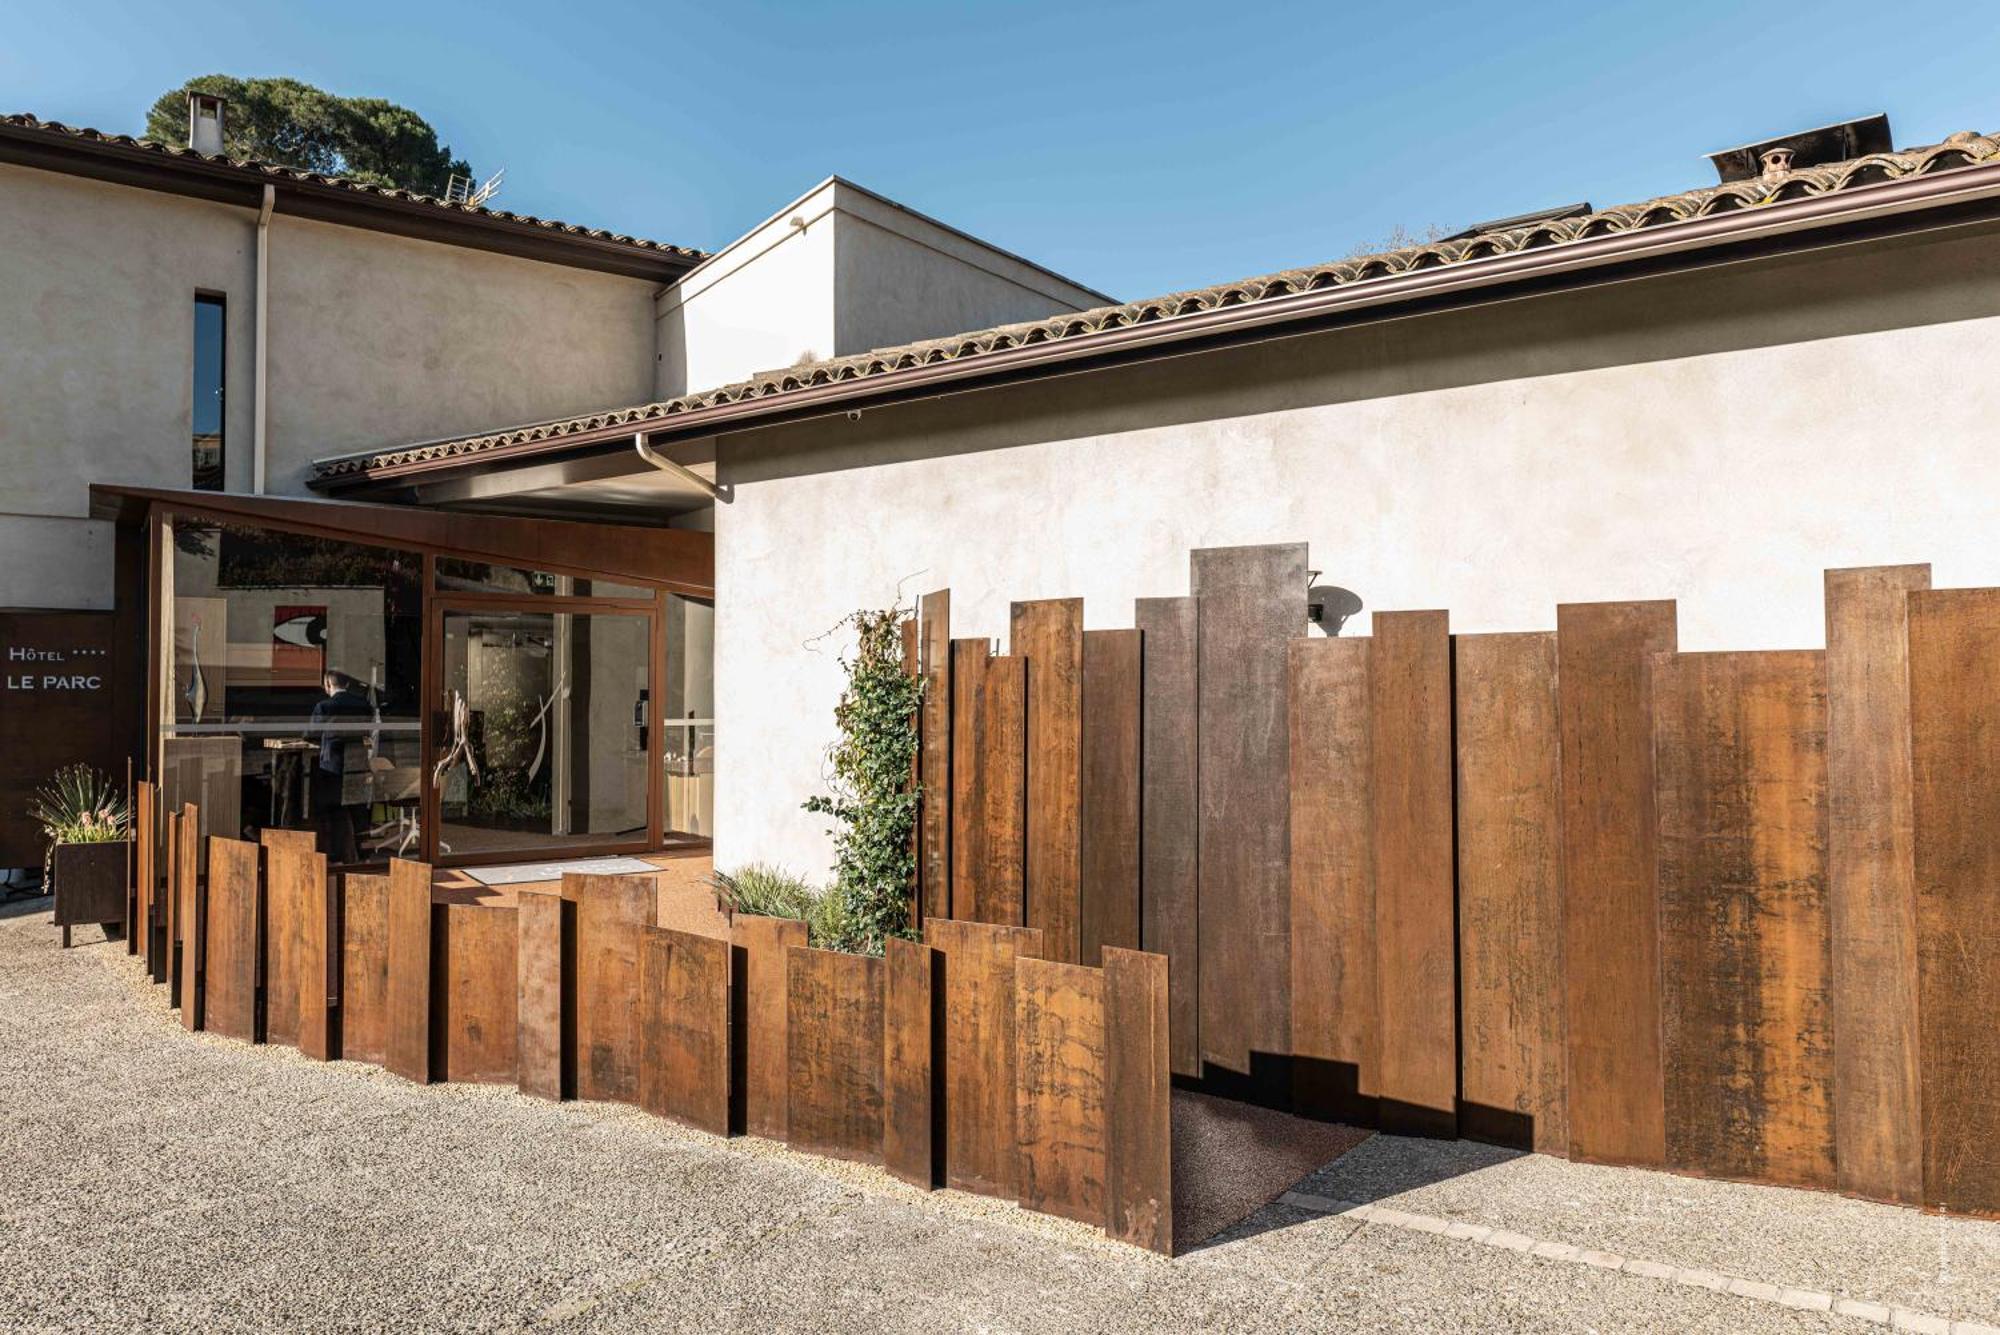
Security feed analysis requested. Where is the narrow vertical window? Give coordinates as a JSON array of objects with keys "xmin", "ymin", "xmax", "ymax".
[{"xmin": 192, "ymin": 294, "xmax": 226, "ymax": 491}]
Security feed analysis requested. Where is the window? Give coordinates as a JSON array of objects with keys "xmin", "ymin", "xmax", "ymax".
[
  {"xmin": 191, "ymin": 295, "xmax": 226, "ymax": 491},
  {"xmin": 162, "ymin": 519, "xmax": 422, "ymax": 865},
  {"xmin": 664, "ymin": 594, "xmax": 714, "ymax": 837}
]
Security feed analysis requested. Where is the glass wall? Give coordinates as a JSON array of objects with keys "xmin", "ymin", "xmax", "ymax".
[
  {"xmin": 161, "ymin": 519, "xmax": 423, "ymax": 861},
  {"xmin": 664, "ymin": 593, "xmax": 714, "ymax": 838},
  {"xmin": 435, "ymin": 608, "xmax": 652, "ymax": 859},
  {"xmin": 151, "ymin": 506, "xmax": 709, "ymax": 868}
]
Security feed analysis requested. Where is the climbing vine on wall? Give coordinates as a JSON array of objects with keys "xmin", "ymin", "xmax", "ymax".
[{"xmin": 803, "ymin": 604, "xmax": 922, "ymax": 954}]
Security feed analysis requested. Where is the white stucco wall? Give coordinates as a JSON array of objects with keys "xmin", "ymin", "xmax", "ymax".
[
  {"xmin": 709, "ymin": 221, "xmax": 2000, "ymax": 880},
  {"xmin": 656, "ymin": 188, "xmax": 838, "ymax": 399},
  {"xmin": 655, "ymin": 178, "xmax": 1107, "ymax": 400},
  {"xmin": 829, "ymin": 183, "xmax": 1108, "ymax": 357}
]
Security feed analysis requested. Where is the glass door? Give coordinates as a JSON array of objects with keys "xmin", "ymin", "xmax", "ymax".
[{"xmin": 431, "ymin": 605, "xmax": 655, "ymax": 862}]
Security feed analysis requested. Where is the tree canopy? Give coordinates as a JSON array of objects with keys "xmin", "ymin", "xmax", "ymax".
[{"xmin": 144, "ymin": 76, "xmax": 472, "ymax": 197}]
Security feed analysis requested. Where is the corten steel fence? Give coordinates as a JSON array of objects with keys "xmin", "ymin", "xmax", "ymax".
[
  {"xmin": 123, "ymin": 784, "xmax": 1176, "ymax": 1253},
  {"xmin": 912, "ymin": 549, "xmax": 1999, "ymax": 1220}
]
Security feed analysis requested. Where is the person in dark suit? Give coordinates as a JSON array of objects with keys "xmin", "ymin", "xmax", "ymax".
[{"xmin": 308, "ymin": 670, "xmax": 373, "ymax": 863}]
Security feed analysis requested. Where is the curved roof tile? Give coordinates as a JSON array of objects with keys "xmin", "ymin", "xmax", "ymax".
[
  {"xmin": 2, "ymin": 113, "xmax": 708, "ymax": 260},
  {"xmin": 314, "ymin": 129, "xmax": 2000, "ymax": 481}
]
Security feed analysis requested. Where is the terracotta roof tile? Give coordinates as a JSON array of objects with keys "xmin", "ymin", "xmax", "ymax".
[
  {"xmin": 308, "ymin": 128, "xmax": 2000, "ymax": 481},
  {"xmin": 1, "ymin": 113, "xmax": 708, "ymax": 261}
]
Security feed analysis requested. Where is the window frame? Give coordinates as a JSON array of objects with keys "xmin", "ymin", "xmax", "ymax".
[{"xmin": 191, "ymin": 292, "xmax": 227, "ymax": 491}]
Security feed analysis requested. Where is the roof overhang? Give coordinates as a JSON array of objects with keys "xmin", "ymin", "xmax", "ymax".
[
  {"xmin": 90, "ymin": 484, "xmax": 712, "ymax": 594},
  {"xmin": 0, "ymin": 118, "xmax": 705, "ymax": 283},
  {"xmin": 314, "ymin": 148, "xmax": 2000, "ymax": 500}
]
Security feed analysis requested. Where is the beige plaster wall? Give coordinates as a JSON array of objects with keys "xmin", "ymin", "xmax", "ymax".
[
  {"xmin": 710, "ymin": 221, "xmax": 2000, "ymax": 877},
  {"xmin": 0, "ymin": 160, "xmax": 660, "ymax": 605},
  {"xmin": 263, "ymin": 215, "xmax": 657, "ymax": 494},
  {"xmin": 0, "ymin": 163, "xmax": 257, "ymax": 606}
]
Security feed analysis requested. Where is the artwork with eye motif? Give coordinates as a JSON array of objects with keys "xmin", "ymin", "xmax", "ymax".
[{"xmin": 272, "ymin": 606, "xmax": 328, "ymax": 684}]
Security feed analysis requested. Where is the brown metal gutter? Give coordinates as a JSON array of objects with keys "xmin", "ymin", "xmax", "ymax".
[{"xmin": 315, "ymin": 155, "xmax": 2000, "ymax": 492}]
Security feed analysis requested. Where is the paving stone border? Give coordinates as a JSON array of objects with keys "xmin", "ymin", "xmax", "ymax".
[{"xmin": 1277, "ymin": 1191, "xmax": 1999, "ymax": 1334}]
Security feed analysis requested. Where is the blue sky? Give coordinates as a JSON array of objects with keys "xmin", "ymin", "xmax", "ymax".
[{"xmin": 8, "ymin": 0, "xmax": 2000, "ymax": 300}]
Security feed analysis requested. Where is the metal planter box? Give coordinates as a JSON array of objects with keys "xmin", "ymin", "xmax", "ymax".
[{"xmin": 52, "ymin": 840, "xmax": 128, "ymax": 948}]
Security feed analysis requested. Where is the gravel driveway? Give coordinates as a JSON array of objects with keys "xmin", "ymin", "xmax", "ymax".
[{"xmin": 3, "ymin": 904, "xmax": 1996, "ymax": 1333}]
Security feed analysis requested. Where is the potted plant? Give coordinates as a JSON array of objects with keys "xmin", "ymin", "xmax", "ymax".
[{"xmin": 29, "ymin": 764, "xmax": 130, "ymax": 948}]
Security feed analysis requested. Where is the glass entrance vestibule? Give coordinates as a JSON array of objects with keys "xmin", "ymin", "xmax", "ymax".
[{"xmin": 109, "ymin": 488, "xmax": 715, "ymax": 870}]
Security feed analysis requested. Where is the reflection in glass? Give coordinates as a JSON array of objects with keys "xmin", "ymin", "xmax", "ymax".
[
  {"xmin": 664, "ymin": 593, "xmax": 714, "ymax": 837},
  {"xmin": 436, "ymin": 609, "xmax": 651, "ymax": 858},
  {"xmin": 161, "ymin": 520, "xmax": 423, "ymax": 863},
  {"xmin": 435, "ymin": 558, "xmax": 651, "ymax": 600}
]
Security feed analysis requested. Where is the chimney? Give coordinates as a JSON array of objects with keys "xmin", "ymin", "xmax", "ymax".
[
  {"xmin": 1705, "ymin": 114, "xmax": 1892, "ymax": 184},
  {"xmin": 187, "ymin": 91, "xmax": 226, "ymax": 156}
]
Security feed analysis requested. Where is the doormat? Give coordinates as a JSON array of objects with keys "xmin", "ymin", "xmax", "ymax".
[{"xmin": 461, "ymin": 856, "xmax": 660, "ymax": 887}]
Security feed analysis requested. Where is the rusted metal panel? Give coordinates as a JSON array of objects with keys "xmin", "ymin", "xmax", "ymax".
[
  {"xmin": 385, "ymin": 858, "xmax": 433, "ymax": 1084},
  {"xmin": 203, "ymin": 836, "xmax": 262, "ymax": 1043},
  {"xmin": 176, "ymin": 812, "xmax": 203, "ymax": 1030},
  {"xmin": 1015, "ymin": 956, "xmax": 1106, "ymax": 1225},
  {"xmin": 1557, "ymin": 600, "xmax": 1676, "ymax": 1167},
  {"xmin": 1370, "ymin": 610, "xmax": 1456, "ymax": 1138},
  {"xmin": 438, "ymin": 903, "xmax": 520, "ymax": 1085},
  {"xmin": 949, "ymin": 642, "xmax": 1026, "ymax": 926},
  {"xmin": 785, "ymin": 946, "xmax": 886, "ymax": 1163},
  {"xmin": 1193, "ymin": 544, "xmax": 1304, "ymax": 1090},
  {"xmin": 1825, "ymin": 565, "xmax": 1929, "ymax": 1206},
  {"xmin": 926, "ymin": 917, "xmax": 1043, "ymax": 1198},
  {"xmin": 1012, "ymin": 598, "xmax": 1084, "ymax": 963},
  {"xmin": 1104, "ymin": 947, "xmax": 1174, "ymax": 1255},
  {"xmin": 1288, "ymin": 636, "xmax": 1377, "ymax": 1124},
  {"xmin": 639, "ymin": 926, "xmax": 732, "ymax": 1135},
  {"xmin": 1909, "ymin": 587, "xmax": 2000, "ymax": 1215},
  {"xmin": 732, "ymin": 914, "xmax": 809, "ymax": 1139},
  {"xmin": 1080, "ymin": 628, "xmax": 1141, "ymax": 967},
  {"xmin": 132, "ymin": 780, "xmax": 155, "ymax": 962},
  {"xmin": 259, "ymin": 828, "xmax": 317, "ymax": 1049},
  {"xmin": 165, "ymin": 806, "xmax": 190, "ymax": 1014},
  {"xmin": 1134, "ymin": 596, "xmax": 1198, "ymax": 1078},
  {"xmin": 515, "ymin": 888, "xmax": 572, "ymax": 1100},
  {"xmin": 1655, "ymin": 651, "xmax": 1834, "ymax": 1190},
  {"xmin": 339, "ymin": 873, "xmax": 391, "ymax": 1066},
  {"xmin": 1454, "ymin": 632, "xmax": 1567, "ymax": 1155},
  {"xmin": 883, "ymin": 937, "xmax": 936, "ymax": 1188},
  {"xmin": 573, "ymin": 871, "xmax": 657, "ymax": 1104},
  {"xmin": 295, "ymin": 840, "xmax": 334, "ymax": 1062},
  {"xmin": 919, "ymin": 590, "xmax": 953, "ymax": 925}
]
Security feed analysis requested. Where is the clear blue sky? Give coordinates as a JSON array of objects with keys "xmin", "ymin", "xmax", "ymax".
[{"xmin": 8, "ymin": 0, "xmax": 2000, "ymax": 301}]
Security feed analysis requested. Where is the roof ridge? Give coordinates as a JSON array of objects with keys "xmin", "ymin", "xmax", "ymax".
[
  {"xmin": 313, "ymin": 127, "xmax": 2000, "ymax": 482},
  {"xmin": 1, "ymin": 112, "xmax": 709, "ymax": 260}
]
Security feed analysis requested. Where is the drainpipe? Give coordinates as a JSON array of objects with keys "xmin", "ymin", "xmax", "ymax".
[
  {"xmin": 633, "ymin": 432, "xmax": 725, "ymax": 500},
  {"xmin": 253, "ymin": 184, "xmax": 275, "ymax": 493}
]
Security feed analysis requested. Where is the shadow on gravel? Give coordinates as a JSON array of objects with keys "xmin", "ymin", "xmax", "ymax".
[
  {"xmin": 1171, "ymin": 1054, "xmax": 1535, "ymax": 1253},
  {"xmin": 1172, "ymin": 1090, "xmax": 1372, "ymax": 1253}
]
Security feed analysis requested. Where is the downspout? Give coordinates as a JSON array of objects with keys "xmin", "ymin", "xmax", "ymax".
[
  {"xmin": 633, "ymin": 433, "xmax": 725, "ymax": 500},
  {"xmin": 253, "ymin": 184, "xmax": 275, "ymax": 493}
]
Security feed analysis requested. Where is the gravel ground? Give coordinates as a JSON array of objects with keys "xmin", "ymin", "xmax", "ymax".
[{"xmin": 3, "ymin": 904, "xmax": 1991, "ymax": 1333}]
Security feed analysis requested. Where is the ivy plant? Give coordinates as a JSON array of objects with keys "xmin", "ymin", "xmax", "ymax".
[{"xmin": 803, "ymin": 604, "xmax": 922, "ymax": 954}]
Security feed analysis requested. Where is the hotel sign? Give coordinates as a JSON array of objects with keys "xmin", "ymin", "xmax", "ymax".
[
  {"xmin": 0, "ymin": 612, "xmax": 121, "ymax": 868},
  {"xmin": 5, "ymin": 643, "xmax": 110, "ymax": 693}
]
